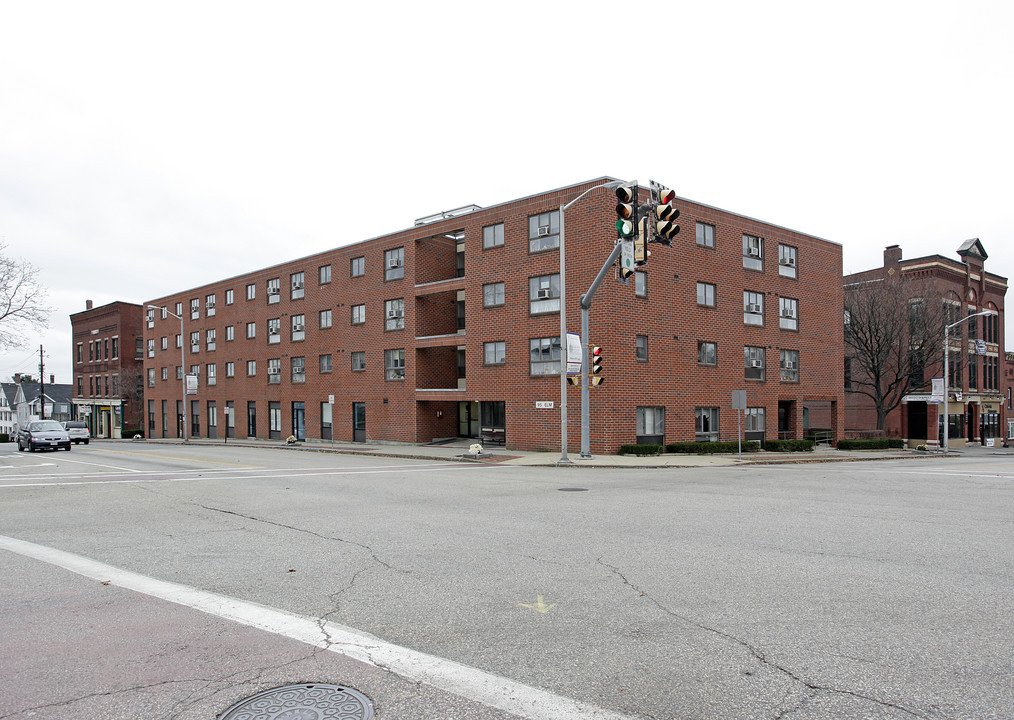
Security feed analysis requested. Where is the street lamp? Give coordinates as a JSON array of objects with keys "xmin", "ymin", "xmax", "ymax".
[
  {"xmin": 557, "ymin": 178, "xmax": 631, "ymax": 465},
  {"xmin": 942, "ymin": 309, "xmax": 994, "ymax": 453},
  {"xmin": 149, "ymin": 304, "xmax": 188, "ymax": 444}
]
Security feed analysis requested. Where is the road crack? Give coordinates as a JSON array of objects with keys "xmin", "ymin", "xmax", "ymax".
[{"xmin": 596, "ymin": 557, "xmax": 931, "ymax": 720}]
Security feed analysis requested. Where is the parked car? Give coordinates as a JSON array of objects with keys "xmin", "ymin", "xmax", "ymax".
[
  {"xmin": 17, "ymin": 420, "xmax": 72, "ymax": 452},
  {"xmin": 62, "ymin": 420, "xmax": 91, "ymax": 444}
]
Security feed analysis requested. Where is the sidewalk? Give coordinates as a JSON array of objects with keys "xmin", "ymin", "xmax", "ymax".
[{"xmin": 139, "ymin": 436, "xmax": 1013, "ymax": 468}]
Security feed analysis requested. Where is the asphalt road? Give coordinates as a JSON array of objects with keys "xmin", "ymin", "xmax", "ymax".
[{"xmin": 1, "ymin": 442, "xmax": 1012, "ymax": 720}]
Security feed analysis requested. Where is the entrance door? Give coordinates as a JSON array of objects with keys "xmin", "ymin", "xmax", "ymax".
[
  {"xmin": 458, "ymin": 401, "xmax": 479, "ymax": 437},
  {"xmin": 352, "ymin": 403, "xmax": 366, "ymax": 442},
  {"xmin": 292, "ymin": 402, "xmax": 305, "ymax": 441},
  {"xmin": 247, "ymin": 401, "xmax": 257, "ymax": 438},
  {"xmin": 907, "ymin": 402, "xmax": 928, "ymax": 441}
]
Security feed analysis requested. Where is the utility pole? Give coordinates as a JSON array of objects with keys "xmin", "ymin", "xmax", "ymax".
[{"xmin": 39, "ymin": 345, "xmax": 45, "ymax": 420}]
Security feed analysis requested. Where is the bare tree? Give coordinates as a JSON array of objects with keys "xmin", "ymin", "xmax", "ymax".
[
  {"xmin": 0, "ymin": 243, "xmax": 51, "ymax": 349},
  {"xmin": 845, "ymin": 276, "xmax": 948, "ymax": 430}
]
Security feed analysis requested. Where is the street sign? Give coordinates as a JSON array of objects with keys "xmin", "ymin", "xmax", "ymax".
[
  {"xmin": 328, "ymin": 394, "xmax": 335, "ymax": 405},
  {"xmin": 930, "ymin": 377, "xmax": 944, "ymax": 403},
  {"xmin": 186, "ymin": 374, "xmax": 199, "ymax": 395},
  {"xmin": 536, "ymin": 401, "xmax": 555, "ymax": 409},
  {"xmin": 731, "ymin": 390, "xmax": 747, "ymax": 409},
  {"xmin": 566, "ymin": 332, "xmax": 582, "ymax": 375}
]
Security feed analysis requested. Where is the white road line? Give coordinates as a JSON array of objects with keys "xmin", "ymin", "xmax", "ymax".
[
  {"xmin": 50, "ymin": 455, "xmax": 143, "ymax": 472},
  {"xmin": 0, "ymin": 534, "xmax": 635, "ymax": 720},
  {"xmin": 0, "ymin": 463, "xmax": 496, "ymax": 488}
]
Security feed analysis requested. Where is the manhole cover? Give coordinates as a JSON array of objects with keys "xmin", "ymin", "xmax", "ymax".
[{"xmin": 219, "ymin": 683, "xmax": 374, "ymax": 720}]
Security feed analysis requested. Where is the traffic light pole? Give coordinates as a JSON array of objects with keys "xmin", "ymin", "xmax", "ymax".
[{"xmin": 578, "ymin": 241, "xmax": 624, "ymax": 458}]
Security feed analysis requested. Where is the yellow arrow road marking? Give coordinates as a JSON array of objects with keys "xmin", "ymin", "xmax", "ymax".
[{"xmin": 519, "ymin": 595, "xmax": 557, "ymax": 613}]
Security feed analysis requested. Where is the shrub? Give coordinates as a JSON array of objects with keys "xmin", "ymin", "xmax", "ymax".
[
  {"xmin": 763, "ymin": 439, "xmax": 815, "ymax": 452},
  {"xmin": 665, "ymin": 441, "xmax": 760, "ymax": 454},
  {"xmin": 0, "ymin": 433, "xmax": 8, "ymax": 443},
  {"xmin": 837, "ymin": 438, "xmax": 904, "ymax": 450},
  {"xmin": 618, "ymin": 443, "xmax": 663, "ymax": 456},
  {"xmin": 123, "ymin": 428, "xmax": 144, "ymax": 439}
]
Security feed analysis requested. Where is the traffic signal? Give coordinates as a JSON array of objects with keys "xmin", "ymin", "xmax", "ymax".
[
  {"xmin": 650, "ymin": 181, "xmax": 680, "ymax": 246},
  {"xmin": 634, "ymin": 216, "xmax": 649, "ymax": 266},
  {"xmin": 619, "ymin": 240, "xmax": 635, "ymax": 280},
  {"xmin": 567, "ymin": 375, "xmax": 581, "ymax": 386},
  {"xmin": 615, "ymin": 184, "xmax": 638, "ymax": 239},
  {"xmin": 589, "ymin": 346, "xmax": 604, "ymax": 385}
]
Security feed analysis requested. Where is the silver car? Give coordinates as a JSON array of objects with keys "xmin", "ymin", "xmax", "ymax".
[
  {"xmin": 17, "ymin": 420, "xmax": 72, "ymax": 452},
  {"xmin": 62, "ymin": 420, "xmax": 91, "ymax": 444}
]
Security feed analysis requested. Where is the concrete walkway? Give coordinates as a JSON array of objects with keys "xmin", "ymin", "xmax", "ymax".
[{"xmin": 138, "ymin": 436, "xmax": 1014, "ymax": 468}]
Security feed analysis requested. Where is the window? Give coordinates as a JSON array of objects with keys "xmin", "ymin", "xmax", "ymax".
[
  {"xmin": 968, "ymin": 353, "xmax": 978, "ymax": 390},
  {"xmin": 177, "ymin": 366, "xmax": 183, "ymax": 380},
  {"xmin": 206, "ymin": 294, "xmax": 216, "ymax": 316},
  {"xmin": 985, "ymin": 355, "xmax": 998, "ymax": 391},
  {"xmin": 190, "ymin": 331, "xmax": 200, "ymax": 353},
  {"xmin": 745, "ymin": 346, "xmax": 766, "ymax": 380},
  {"xmin": 146, "ymin": 308, "xmax": 155, "ymax": 328},
  {"xmin": 780, "ymin": 349, "xmax": 799, "ymax": 382},
  {"xmin": 267, "ymin": 278, "xmax": 281, "ymax": 303},
  {"xmin": 745, "ymin": 407, "xmax": 765, "ymax": 433},
  {"xmin": 175, "ymin": 333, "xmax": 182, "ymax": 349},
  {"xmin": 291, "ymin": 314, "xmax": 305, "ymax": 341},
  {"xmin": 635, "ymin": 271, "xmax": 647, "ymax": 297},
  {"xmin": 225, "ymin": 362, "xmax": 235, "ymax": 378},
  {"xmin": 636, "ymin": 335, "xmax": 648, "ymax": 361},
  {"xmin": 698, "ymin": 341, "xmax": 717, "ymax": 365},
  {"xmin": 529, "ymin": 210, "xmax": 560, "ymax": 252},
  {"xmin": 637, "ymin": 406, "xmax": 665, "ymax": 444},
  {"xmin": 246, "ymin": 283, "xmax": 256, "ymax": 301},
  {"xmin": 247, "ymin": 360, "xmax": 256, "ymax": 376},
  {"xmin": 696, "ymin": 222, "xmax": 715, "ymax": 248},
  {"xmin": 351, "ymin": 256, "xmax": 365, "ymax": 277},
  {"xmin": 225, "ymin": 325, "xmax": 234, "ymax": 342},
  {"xmin": 319, "ymin": 354, "xmax": 332, "ymax": 373},
  {"xmin": 76, "ymin": 342, "xmax": 83, "ymax": 363},
  {"xmin": 484, "ymin": 341, "xmax": 506, "ymax": 365},
  {"xmin": 351, "ymin": 351, "xmax": 366, "ymax": 371},
  {"xmin": 246, "ymin": 321, "xmax": 256, "ymax": 339},
  {"xmin": 291, "ymin": 356, "xmax": 305, "ymax": 383},
  {"xmin": 483, "ymin": 223, "xmax": 504, "ymax": 249},
  {"xmin": 483, "ymin": 282, "xmax": 505, "ymax": 307},
  {"xmin": 147, "ymin": 368, "xmax": 155, "ymax": 387},
  {"xmin": 319, "ymin": 309, "xmax": 332, "ymax": 329},
  {"xmin": 697, "ymin": 282, "xmax": 716, "ymax": 307},
  {"xmin": 268, "ymin": 318, "xmax": 281, "ymax": 343},
  {"xmin": 269, "ymin": 402, "xmax": 281, "ymax": 437},
  {"xmin": 779, "ymin": 297, "xmax": 799, "ymax": 331},
  {"xmin": 225, "ymin": 289, "xmax": 234, "ymax": 305},
  {"xmin": 744, "ymin": 291, "xmax": 764, "ymax": 325},
  {"xmin": 175, "ymin": 302, "xmax": 183, "ymax": 316},
  {"xmin": 111, "ymin": 337, "xmax": 118, "ymax": 359},
  {"xmin": 207, "ymin": 364, "xmax": 217, "ymax": 386},
  {"xmin": 779, "ymin": 245, "xmax": 798, "ymax": 278},
  {"xmin": 351, "ymin": 304, "xmax": 366, "ymax": 325},
  {"xmin": 161, "ymin": 367, "xmax": 168, "ymax": 381},
  {"xmin": 319, "ymin": 264, "xmax": 331, "ymax": 285},
  {"xmin": 695, "ymin": 407, "xmax": 720, "ymax": 442},
  {"xmin": 268, "ymin": 358, "xmax": 281, "ymax": 383},
  {"xmin": 529, "ymin": 274, "xmax": 561, "ymax": 314},
  {"xmin": 147, "ymin": 338, "xmax": 155, "ymax": 358},
  {"xmin": 136, "ymin": 337, "xmax": 143, "ymax": 359},
  {"xmin": 161, "ymin": 336, "xmax": 168, "ymax": 351},
  {"xmin": 743, "ymin": 234, "xmax": 763, "ymax": 270},
  {"xmin": 190, "ymin": 298, "xmax": 200, "ymax": 320},
  {"xmin": 385, "ymin": 248, "xmax": 405, "ymax": 280},
  {"xmin": 189, "ymin": 364, "xmax": 200, "ymax": 377},
  {"xmin": 206, "ymin": 328, "xmax": 216, "ymax": 351},
  {"xmin": 104, "ymin": 338, "xmax": 109, "ymax": 359},
  {"xmin": 385, "ymin": 349, "xmax": 405, "ymax": 380},
  {"xmin": 291, "ymin": 271, "xmax": 305, "ymax": 299},
  {"xmin": 529, "ymin": 336, "xmax": 561, "ymax": 376},
  {"xmin": 385, "ymin": 299, "xmax": 405, "ymax": 330}
]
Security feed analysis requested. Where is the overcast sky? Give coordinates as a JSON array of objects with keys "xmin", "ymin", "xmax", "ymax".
[{"xmin": 2, "ymin": 0, "xmax": 1011, "ymax": 384}]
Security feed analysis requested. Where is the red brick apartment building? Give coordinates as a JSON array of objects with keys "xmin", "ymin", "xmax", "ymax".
[
  {"xmin": 142, "ymin": 177, "xmax": 844, "ymax": 453},
  {"xmin": 844, "ymin": 242, "xmax": 1008, "ymax": 447},
  {"xmin": 70, "ymin": 300, "xmax": 145, "ymax": 438}
]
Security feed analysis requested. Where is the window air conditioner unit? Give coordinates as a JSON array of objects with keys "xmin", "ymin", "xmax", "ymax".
[
  {"xmin": 538, "ymin": 226, "xmax": 550, "ymax": 237},
  {"xmin": 388, "ymin": 258, "xmax": 402, "ymax": 268},
  {"xmin": 268, "ymin": 368, "xmax": 279, "ymax": 374},
  {"xmin": 784, "ymin": 257, "xmax": 796, "ymax": 267},
  {"xmin": 780, "ymin": 308, "xmax": 793, "ymax": 317},
  {"xmin": 536, "ymin": 288, "xmax": 552, "ymax": 299},
  {"xmin": 750, "ymin": 359, "xmax": 763, "ymax": 368},
  {"xmin": 747, "ymin": 248, "xmax": 761, "ymax": 257},
  {"xmin": 388, "ymin": 310, "xmax": 402, "ymax": 319},
  {"xmin": 293, "ymin": 368, "xmax": 304, "ymax": 375},
  {"xmin": 785, "ymin": 361, "xmax": 797, "ymax": 370},
  {"xmin": 747, "ymin": 303, "xmax": 762, "ymax": 313},
  {"xmin": 268, "ymin": 289, "xmax": 279, "ymax": 296},
  {"xmin": 292, "ymin": 282, "xmax": 303, "ymax": 290}
]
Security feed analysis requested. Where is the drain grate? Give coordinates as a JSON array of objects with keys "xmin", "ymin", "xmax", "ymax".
[
  {"xmin": 557, "ymin": 487, "xmax": 589, "ymax": 492},
  {"xmin": 219, "ymin": 683, "xmax": 374, "ymax": 720}
]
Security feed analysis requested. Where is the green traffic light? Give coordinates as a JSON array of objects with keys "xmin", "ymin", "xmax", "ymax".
[{"xmin": 616, "ymin": 218, "xmax": 634, "ymax": 237}]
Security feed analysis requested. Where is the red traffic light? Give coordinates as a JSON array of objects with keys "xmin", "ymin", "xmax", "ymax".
[{"xmin": 657, "ymin": 186, "xmax": 675, "ymax": 204}]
